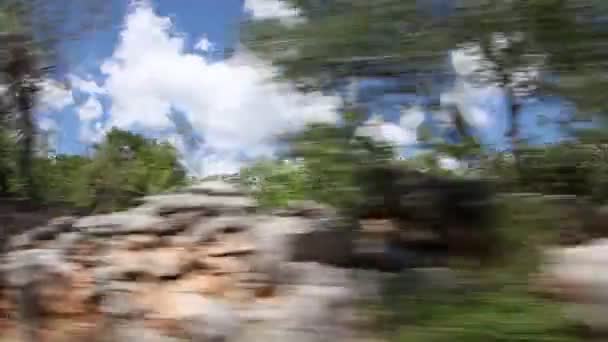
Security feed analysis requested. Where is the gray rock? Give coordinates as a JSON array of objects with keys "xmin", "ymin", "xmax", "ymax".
[
  {"xmin": 29, "ymin": 225, "xmax": 59, "ymax": 241},
  {"xmin": 188, "ymin": 215, "xmax": 253, "ymax": 242},
  {"xmin": 252, "ymin": 285, "xmax": 356, "ymax": 342},
  {"xmin": 100, "ymin": 290, "xmax": 145, "ymax": 319},
  {"xmin": 47, "ymin": 215, "xmax": 77, "ymax": 230},
  {"xmin": 53, "ymin": 232, "xmax": 84, "ymax": 251},
  {"xmin": 9, "ymin": 233, "xmax": 33, "ymax": 250},
  {"xmin": 171, "ymin": 293, "xmax": 241, "ymax": 341},
  {"xmin": 281, "ymin": 262, "xmax": 353, "ymax": 287},
  {"xmin": 103, "ymin": 248, "xmax": 193, "ymax": 280},
  {"xmin": 139, "ymin": 193, "xmax": 256, "ymax": 214},
  {"xmin": 104, "ymin": 321, "xmax": 182, "ymax": 342},
  {"xmin": 252, "ymin": 216, "xmax": 354, "ymax": 268},
  {"xmin": 74, "ymin": 212, "xmax": 168, "ymax": 236},
  {"xmin": 182, "ymin": 180, "xmax": 245, "ymax": 196},
  {"xmin": 4, "ymin": 248, "xmax": 71, "ymax": 287}
]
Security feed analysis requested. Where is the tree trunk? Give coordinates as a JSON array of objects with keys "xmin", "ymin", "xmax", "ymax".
[
  {"xmin": 16, "ymin": 81, "xmax": 35, "ymax": 200},
  {"xmin": 506, "ymin": 92, "xmax": 523, "ymax": 182}
]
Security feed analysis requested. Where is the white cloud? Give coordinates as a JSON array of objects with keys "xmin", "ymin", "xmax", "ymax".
[
  {"xmin": 244, "ymin": 0, "xmax": 302, "ymax": 24},
  {"xmin": 437, "ymin": 155, "xmax": 462, "ymax": 171},
  {"xmin": 38, "ymin": 116, "xmax": 57, "ymax": 131},
  {"xmin": 38, "ymin": 79, "xmax": 74, "ymax": 112},
  {"xmin": 96, "ymin": 2, "xmax": 339, "ymax": 176},
  {"xmin": 440, "ymin": 45, "xmax": 504, "ymax": 129},
  {"xmin": 69, "ymin": 75, "xmax": 106, "ymax": 95},
  {"xmin": 194, "ymin": 36, "xmax": 214, "ymax": 53},
  {"xmin": 355, "ymin": 113, "xmax": 420, "ymax": 147},
  {"xmin": 441, "ymin": 77, "xmax": 496, "ymax": 128},
  {"xmin": 79, "ymin": 120, "xmax": 106, "ymax": 145},
  {"xmin": 77, "ymin": 96, "xmax": 103, "ymax": 121},
  {"xmin": 400, "ymin": 106, "xmax": 425, "ymax": 130},
  {"xmin": 451, "ymin": 46, "xmax": 483, "ymax": 77}
]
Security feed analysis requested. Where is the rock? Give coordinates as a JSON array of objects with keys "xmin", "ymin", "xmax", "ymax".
[
  {"xmin": 124, "ymin": 235, "xmax": 161, "ymax": 250},
  {"xmin": 144, "ymin": 248, "xmax": 195, "ymax": 279},
  {"xmin": 285, "ymin": 200, "xmax": 338, "ymax": 218},
  {"xmin": 171, "ymin": 293, "xmax": 241, "ymax": 341},
  {"xmin": 52, "ymin": 232, "xmax": 85, "ymax": 251},
  {"xmin": 143, "ymin": 290, "xmax": 241, "ymax": 341},
  {"xmin": 290, "ymin": 227, "xmax": 354, "ymax": 267},
  {"xmin": 164, "ymin": 235, "xmax": 197, "ymax": 248},
  {"xmin": 29, "ymin": 225, "xmax": 60, "ymax": 241},
  {"xmin": 537, "ymin": 240, "xmax": 608, "ymax": 330},
  {"xmin": 74, "ymin": 212, "xmax": 169, "ymax": 236},
  {"xmin": 188, "ymin": 215, "xmax": 253, "ymax": 243},
  {"xmin": 106, "ymin": 321, "xmax": 182, "ymax": 342},
  {"xmin": 42, "ymin": 263, "xmax": 96, "ymax": 316},
  {"xmin": 106, "ymin": 248, "xmax": 194, "ymax": 280},
  {"xmin": 4, "ymin": 249, "xmax": 71, "ymax": 287},
  {"xmin": 182, "ymin": 180, "xmax": 245, "ymax": 196},
  {"xmin": 100, "ymin": 291, "xmax": 145, "ymax": 319},
  {"xmin": 48, "ymin": 216, "xmax": 77, "ymax": 230},
  {"xmin": 201, "ymin": 256, "xmax": 249, "ymax": 275},
  {"xmin": 164, "ymin": 211, "xmax": 205, "ymax": 231},
  {"xmin": 250, "ymin": 283, "xmax": 356, "ymax": 342},
  {"xmin": 206, "ymin": 234, "xmax": 256, "ymax": 257},
  {"xmin": 138, "ymin": 193, "xmax": 256, "ymax": 215},
  {"xmin": 281, "ymin": 262, "xmax": 353, "ymax": 287},
  {"xmin": 8, "ymin": 233, "xmax": 33, "ymax": 250},
  {"xmin": 253, "ymin": 216, "xmax": 354, "ymax": 267}
]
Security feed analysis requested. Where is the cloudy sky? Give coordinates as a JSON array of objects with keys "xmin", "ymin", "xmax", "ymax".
[{"xmin": 36, "ymin": 0, "xmax": 565, "ymax": 176}]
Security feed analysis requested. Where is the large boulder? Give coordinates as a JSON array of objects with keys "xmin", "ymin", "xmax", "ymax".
[
  {"xmin": 536, "ymin": 239, "xmax": 608, "ymax": 331},
  {"xmin": 252, "ymin": 216, "xmax": 354, "ymax": 269}
]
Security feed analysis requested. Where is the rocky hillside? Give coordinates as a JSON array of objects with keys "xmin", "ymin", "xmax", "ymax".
[{"xmin": 0, "ymin": 180, "xmax": 390, "ymax": 341}]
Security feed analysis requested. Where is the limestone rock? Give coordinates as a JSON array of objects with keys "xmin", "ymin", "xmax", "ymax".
[
  {"xmin": 74, "ymin": 212, "xmax": 168, "ymax": 236},
  {"xmin": 182, "ymin": 180, "xmax": 245, "ymax": 196},
  {"xmin": 143, "ymin": 290, "xmax": 241, "ymax": 341},
  {"xmin": 188, "ymin": 215, "xmax": 253, "ymax": 243},
  {"xmin": 124, "ymin": 234, "xmax": 161, "ymax": 250},
  {"xmin": 48, "ymin": 216, "xmax": 77, "ymax": 230},
  {"xmin": 537, "ymin": 239, "xmax": 608, "ymax": 330},
  {"xmin": 106, "ymin": 248, "xmax": 194, "ymax": 280},
  {"xmin": 253, "ymin": 216, "xmax": 354, "ymax": 268},
  {"xmin": 139, "ymin": 193, "xmax": 256, "ymax": 214}
]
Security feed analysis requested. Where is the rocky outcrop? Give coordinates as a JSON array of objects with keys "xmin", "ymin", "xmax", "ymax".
[
  {"xmin": 0, "ymin": 181, "xmax": 378, "ymax": 341},
  {"xmin": 535, "ymin": 239, "xmax": 608, "ymax": 332}
]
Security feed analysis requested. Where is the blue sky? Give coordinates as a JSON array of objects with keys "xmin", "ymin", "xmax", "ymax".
[{"xmin": 35, "ymin": 0, "xmax": 564, "ymax": 175}]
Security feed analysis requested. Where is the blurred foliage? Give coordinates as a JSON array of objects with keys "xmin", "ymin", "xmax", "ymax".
[
  {"xmin": 70, "ymin": 128, "xmax": 187, "ymax": 213},
  {"xmin": 242, "ymin": 112, "xmax": 395, "ymax": 209},
  {"xmin": 374, "ymin": 280, "xmax": 579, "ymax": 342},
  {"xmin": 363, "ymin": 194, "xmax": 579, "ymax": 342},
  {"xmin": 244, "ymin": 0, "xmax": 608, "ymax": 112},
  {"xmin": 0, "ymin": 1, "xmax": 109, "ymax": 199},
  {"xmin": 0, "ymin": 128, "xmax": 187, "ymax": 213}
]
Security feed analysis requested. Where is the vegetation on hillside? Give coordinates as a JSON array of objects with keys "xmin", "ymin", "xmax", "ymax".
[{"xmin": 0, "ymin": 1, "xmax": 607, "ymax": 340}]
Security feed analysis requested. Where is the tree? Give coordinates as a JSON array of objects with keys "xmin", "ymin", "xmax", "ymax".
[
  {"xmin": 0, "ymin": 1, "xmax": 109, "ymax": 199},
  {"xmin": 244, "ymin": 0, "xmax": 608, "ymax": 176},
  {"xmin": 72, "ymin": 129, "xmax": 187, "ymax": 213}
]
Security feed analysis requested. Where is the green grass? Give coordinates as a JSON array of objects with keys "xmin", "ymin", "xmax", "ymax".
[{"xmin": 367, "ymin": 196, "xmax": 582, "ymax": 342}]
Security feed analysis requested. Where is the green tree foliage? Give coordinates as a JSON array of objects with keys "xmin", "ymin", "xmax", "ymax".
[
  {"xmin": 244, "ymin": 0, "xmax": 608, "ymax": 174},
  {"xmin": 71, "ymin": 129, "xmax": 186, "ymax": 213},
  {"xmin": 240, "ymin": 158, "xmax": 310, "ymax": 208},
  {"xmin": 0, "ymin": 1, "xmax": 109, "ymax": 199},
  {"xmin": 0, "ymin": 128, "xmax": 186, "ymax": 212},
  {"xmin": 242, "ymin": 111, "xmax": 394, "ymax": 210}
]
